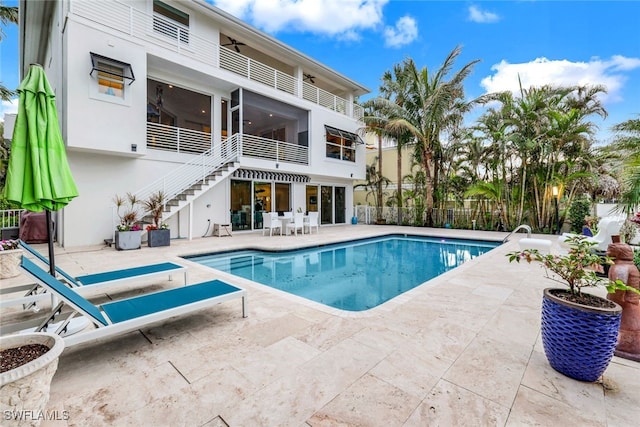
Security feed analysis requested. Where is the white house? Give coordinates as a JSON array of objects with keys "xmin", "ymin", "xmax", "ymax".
[{"xmin": 18, "ymin": 0, "xmax": 369, "ymax": 247}]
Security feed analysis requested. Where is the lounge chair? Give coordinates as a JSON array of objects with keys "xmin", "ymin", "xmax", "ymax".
[
  {"xmin": 558, "ymin": 215, "xmax": 625, "ymax": 251},
  {"xmin": 13, "ymin": 256, "xmax": 247, "ymax": 347},
  {"xmin": 0, "ymin": 241, "xmax": 188, "ymax": 309}
]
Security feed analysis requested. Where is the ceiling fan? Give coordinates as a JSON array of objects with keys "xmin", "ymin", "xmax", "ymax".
[
  {"xmin": 303, "ymin": 73, "xmax": 315, "ymax": 84},
  {"xmin": 222, "ymin": 36, "xmax": 246, "ymax": 53}
]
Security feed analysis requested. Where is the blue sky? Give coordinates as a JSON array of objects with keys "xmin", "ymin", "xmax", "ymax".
[{"xmin": 2, "ymin": 0, "xmax": 639, "ymax": 142}]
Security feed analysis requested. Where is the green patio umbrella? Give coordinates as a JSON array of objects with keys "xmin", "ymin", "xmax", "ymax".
[{"xmin": 3, "ymin": 64, "xmax": 79, "ymax": 275}]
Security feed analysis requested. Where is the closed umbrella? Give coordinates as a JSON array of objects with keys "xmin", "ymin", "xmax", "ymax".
[{"xmin": 3, "ymin": 64, "xmax": 79, "ymax": 276}]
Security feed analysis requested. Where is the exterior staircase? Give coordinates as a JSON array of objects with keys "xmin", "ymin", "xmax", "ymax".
[{"xmin": 133, "ymin": 135, "xmax": 241, "ymax": 232}]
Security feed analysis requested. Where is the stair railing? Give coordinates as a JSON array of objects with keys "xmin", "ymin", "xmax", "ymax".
[{"xmin": 133, "ymin": 134, "xmax": 240, "ymax": 208}]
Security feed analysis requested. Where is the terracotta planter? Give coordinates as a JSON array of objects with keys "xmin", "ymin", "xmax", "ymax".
[
  {"xmin": 0, "ymin": 333, "xmax": 65, "ymax": 426},
  {"xmin": 0, "ymin": 248, "xmax": 23, "ymax": 279},
  {"xmin": 541, "ymin": 288, "xmax": 622, "ymax": 382}
]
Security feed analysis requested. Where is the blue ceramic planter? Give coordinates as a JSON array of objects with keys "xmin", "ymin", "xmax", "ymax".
[{"xmin": 541, "ymin": 288, "xmax": 622, "ymax": 382}]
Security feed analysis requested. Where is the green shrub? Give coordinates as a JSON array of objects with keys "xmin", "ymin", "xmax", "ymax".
[{"xmin": 567, "ymin": 196, "xmax": 591, "ymax": 234}]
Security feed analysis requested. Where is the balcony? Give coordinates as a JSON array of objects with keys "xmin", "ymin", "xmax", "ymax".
[
  {"xmin": 71, "ymin": 0, "xmax": 364, "ymax": 120},
  {"xmin": 147, "ymin": 123, "xmax": 308, "ymax": 165}
]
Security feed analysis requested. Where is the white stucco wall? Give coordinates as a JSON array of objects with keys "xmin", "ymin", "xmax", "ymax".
[
  {"xmin": 50, "ymin": 1, "xmax": 364, "ymax": 247},
  {"xmin": 64, "ymin": 20, "xmax": 147, "ymax": 156}
]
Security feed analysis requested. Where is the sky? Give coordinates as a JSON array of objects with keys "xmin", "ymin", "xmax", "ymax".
[{"xmin": 2, "ymin": 0, "xmax": 639, "ymax": 143}]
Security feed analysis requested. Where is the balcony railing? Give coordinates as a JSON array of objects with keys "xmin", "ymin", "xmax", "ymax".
[
  {"xmin": 147, "ymin": 123, "xmax": 212, "ymax": 154},
  {"xmin": 147, "ymin": 123, "xmax": 308, "ymax": 165},
  {"xmin": 71, "ymin": 0, "xmax": 362, "ymax": 119},
  {"xmin": 134, "ymin": 134, "xmax": 241, "ymax": 209},
  {"xmin": 239, "ymin": 134, "xmax": 309, "ymax": 165}
]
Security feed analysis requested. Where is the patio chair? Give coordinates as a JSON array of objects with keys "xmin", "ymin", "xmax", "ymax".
[
  {"xmin": 286, "ymin": 212, "xmax": 305, "ymax": 236},
  {"xmin": 12, "ymin": 256, "xmax": 247, "ymax": 347},
  {"xmin": 262, "ymin": 212, "xmax": 282, "ymax": 236},
  {"xmin": 558, "ymin": 215, "xmax": 625, "ymax": 251},
  {"xmin": 0, "ymin": 240, "xmax": 188, "ymax": 309},
  {"xmin": 305, "ymin": 211, "xmax": 319, "ymax": 234}
]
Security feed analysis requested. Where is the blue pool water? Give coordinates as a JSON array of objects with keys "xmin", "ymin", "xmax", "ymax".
[{"xmin": 185, "ymin": 235, "xmax": 500, "ymax": 311}]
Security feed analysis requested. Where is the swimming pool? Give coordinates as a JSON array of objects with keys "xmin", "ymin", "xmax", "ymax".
[{"xmin": 185, "ymin": 235, "xmax": 500, "ymax": 311}]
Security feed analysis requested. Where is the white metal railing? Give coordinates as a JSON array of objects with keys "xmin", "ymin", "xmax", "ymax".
[
  {"xmin": 71, "ymin": 0, "xmax": 360, "ymax": 117},
  {"xmin": 0, "ymin": 209, "xmax": 24, "ymax": 229},
  {"xmin": 240, "ymin": 134, "xmax": 308, "ymax": 165},
  {"xmin": 147, "ymin": 123, "xmax": 212, "ymax": 154},
  {"xmin": 134, "ymin": 134, "xmax": 240, "ymax": 210},
  {"xmin": 220, "ymin": 46, "xmax": 297, "ymax": 96}
]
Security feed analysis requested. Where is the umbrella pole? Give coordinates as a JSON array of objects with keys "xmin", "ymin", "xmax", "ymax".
[{"xmin": 46, "ymin": 210, "xmax": 56, "ymax": 277}]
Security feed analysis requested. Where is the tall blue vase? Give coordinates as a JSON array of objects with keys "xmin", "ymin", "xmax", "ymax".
[{"xmin": 541, "ymin": 288, "xmax": 622, "ymax": 382}]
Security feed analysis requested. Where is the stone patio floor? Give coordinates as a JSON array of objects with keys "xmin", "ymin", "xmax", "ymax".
[{"xmin": 1, "ymin": 225, "xmax": 638, "ymax": 426}]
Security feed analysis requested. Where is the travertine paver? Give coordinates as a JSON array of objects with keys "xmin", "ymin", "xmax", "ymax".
[{"xmin": 0, "ymin": 225, "xmax": 638, "ymax": 426}]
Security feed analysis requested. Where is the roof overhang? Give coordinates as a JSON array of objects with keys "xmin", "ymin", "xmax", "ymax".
[
  {"xmin": 191, "ymin": 0, "xmax": 370, "ymax": 97},
  {"xmin": 19, "ymin": 0, "xmax": 57, "ymax": 79}
]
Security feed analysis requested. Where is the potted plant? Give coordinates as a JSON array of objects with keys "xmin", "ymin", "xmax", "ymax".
[
  {"xmin": 114, "ymin": 193, "xmax": 142, "ymax": 251},
  {"xmin": 143, "ymin": 191, "xmax": 170, "ymax": 247},
  {"xmin": 0, "ymin": 239, "xmax": 22, "ymax": 279},
  {"xmin": 1, "ymin": 332, "xmax": 65, "ymax": 423},
  {"xmin": 508, "ymin": 235, "xmax": 640, "ymax": 382}
]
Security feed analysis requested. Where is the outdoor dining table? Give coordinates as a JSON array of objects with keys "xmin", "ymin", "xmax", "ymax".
[{"xmin": 278, "ymin": 214, "xmax": 309, "ymax": 235}]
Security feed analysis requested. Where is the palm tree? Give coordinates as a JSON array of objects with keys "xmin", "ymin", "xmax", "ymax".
[
  {"xmin": 379, "ymin": 63, "xmax": 414, "ymax": 225},
  {"xmin": 385, "ymin": 46, "xmax": 480, "ymax": 226},
  {"xmin": 609, "ymin": 116, "xmax": 640, "ymax": 213},
  {"xmin": 360, "ymin": 102, "xmax": 391, "ymax": 223},
  {"xmin": 1, "ymin": 3, "xmax": 19, "ymax": 101}
]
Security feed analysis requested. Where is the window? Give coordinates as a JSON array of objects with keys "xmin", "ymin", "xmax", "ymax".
[
  {"xmin": 325, "ymin": 126, "xmax": 360, "ymax": 162},
  {"xmin": 89, "ymin": 52, "xmax": 134, "ymax": 100},
  {"xmin": 153, "ymin": 0, "xmax": 189, "ymax": 44},
  {"xmin": 97, "ymin": 63, "xmax": 124, "ymax": 98}
]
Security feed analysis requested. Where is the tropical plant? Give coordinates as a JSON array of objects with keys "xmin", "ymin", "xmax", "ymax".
[
  {"xmin": 567, "ymin": 195, "xmax": 591, "ymax": 234},
  {"xmin": 142, "ymin": 190, "xmax": 168, "ymax": 228},
  {"xmin": 619, "ymin": 219, "xmax": 638, "ymax": 244},
  {"xmin": 0, "ymin": 3, "xmax": 19, "ymax": 102},
  {"xmin": 608, "ymin": 116, "xmax": 640, "ymax": 214},
  {"xmin": 507, "ymin": 235, "xmax": 639, "ymax": 304},
  {"xmin": 113, "ymin": 193, "xmax": 142, "ymax": 231},
  {"xmin": 355, "ymin": 159, "xmax": 390, "ymax": 219},
  {"xmin": 360, "ymin": 103, "xmax": 390, "ymax": 223},
  {"xmin": 379, "ymin": 46, "xmax": 480, "ymax": 226}
]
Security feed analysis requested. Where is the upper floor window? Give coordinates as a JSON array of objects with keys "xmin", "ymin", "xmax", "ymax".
[
  {"xmin": 89, "ymin": 52, "xmax": 135, "ymax": 101},
  {"xmin": 325, "ymin": 126, "xmax": 360, "ymax": 162},
  {"xmin": 153, "ymin": 0, "xmax": 189, "ymax": 44}
]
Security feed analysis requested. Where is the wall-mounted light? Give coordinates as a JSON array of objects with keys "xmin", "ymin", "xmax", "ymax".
[
  {"xmin": 350, "ymin": 173, "xmax": 353, "ymax": 178},
  {"xmin": 206, "ymin": 204, "xmax": 211, "ymax": 208},
  {"xmin": 552, "ymin": 186, "xmax": 559, "ymax": 197},
  {"xmin": 131, "ymin": 144, "xmax": 137, "ymax": 152},
  {"xmin": 275, "ymin": 163, "xmax": 279, "ymax": 169}
]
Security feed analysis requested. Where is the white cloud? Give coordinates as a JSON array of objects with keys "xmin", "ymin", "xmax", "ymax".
[
  {"xmin": 468, "ymin": 5, "xmax": 499, "ymax": 24},
  {"xmin": 0, "ymin": 98, "xmax": 19, "ymax": 122},
  {"xmin": 212, "ymin": 0, "xmax": 388, "ymax": 38},
  {"xmin": 384, "ymin": 16, "xmax": 418, "ymax": 48},
  {"xmin": 480, "ymin": 56, "xmax": 640, "ymax": 104}
]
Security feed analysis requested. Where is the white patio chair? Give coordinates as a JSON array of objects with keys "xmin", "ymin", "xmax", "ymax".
[
  {"xmin": 262, "ymin": 212, "xmax": 282, "ymax": 236},
  {"xmin": 305, "ymin": 211, "xmax": 319, "ymax": 234},
  {"xmin": 286, "ymin": 212, "xmax": 305, "ymax": 236}
]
